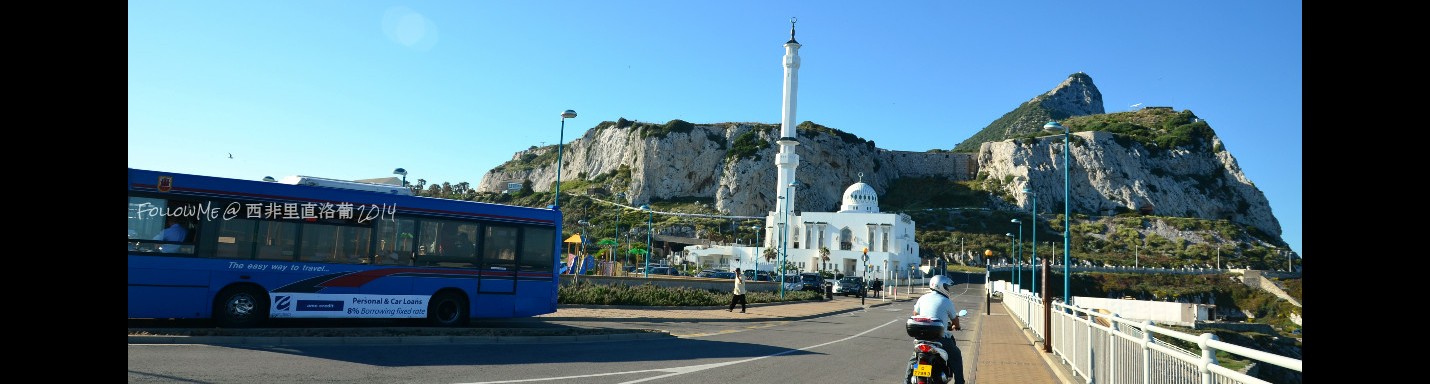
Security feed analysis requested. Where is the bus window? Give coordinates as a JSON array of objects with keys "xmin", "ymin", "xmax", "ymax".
[
  {"xmin": 211, "ymin": 218, "xmax": 258, "ymax": 260},
  {"xmin": 299, "ymin": 223, "xmax": 371, "ymax": 264},
  {"xmin": 127, "ymin": 196, "xmax": 196, "ymax": 255},
  {"xmin": 416, "ymin": 220, "xmax": 478, "ymax": 267},
  {"xmin": 374, "ymin": 218, "xmax": 415, "ymax": 265},
  {"xmin": 483, "ymin": 225, "xmax": 519, "ymax": 271},
  {"xmin": 255, "ymin": 220, "xmax": 298, "ymax": 261},
  {"xmin": 519, "ymin": 227, "xmax": 555, "ymax": 273}
]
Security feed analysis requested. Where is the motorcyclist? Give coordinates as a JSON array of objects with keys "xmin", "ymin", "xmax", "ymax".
[{"xmin": 906, "ymin": 275, "xmax": 964, "ymax": 384}]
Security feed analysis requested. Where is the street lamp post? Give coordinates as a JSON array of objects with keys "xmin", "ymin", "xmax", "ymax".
[
  {"xmin": 554, "ymin": 109, "xmax": 578, "ymax": 210},
  {"xmin": 1024, "ymin": 185, "xmax": 1037, "ymax": 297},
  {"xmin": 615, "ymin": 200, "xmax": 623, "ymax": 269},
  {"xmin": 1012, "ymin": 218, "xmax": 1022, "ymax": 291},
  {"xmin": 779, "ymin": 182, "xmax": 796, "ymax": 299},
  {"xmin": 640, "ymin": 204, "xmax": 653, "ymax": 278},
  {"xmin": 751, "ymin": 224, "xmax": 761, "ymax": 275},
  {"xmin": 575, "ymin": 220, "xmax": 589, "ymax": 283},
  {"xmin": 393, "ymin": 168, "xmax": 408, "ymax": 188},
  {"xmin": 1005, "ymin": 233, "xmax": 1014, "ymax": 285},
  {"xmin": 1045, "ymin": 120, "xmax": 1071, "ymax": 304}
]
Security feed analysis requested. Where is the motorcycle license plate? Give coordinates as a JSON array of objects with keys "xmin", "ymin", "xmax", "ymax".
[{"xmin": 913, "ymin": 363, "xmax": 933, "ymax": 377}]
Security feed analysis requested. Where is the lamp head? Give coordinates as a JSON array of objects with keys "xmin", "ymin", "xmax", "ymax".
[
  {"xmin": 1011, "ymin": 218, "xmax": 1021, "ymax": 224},
  {"xmin": 393, "ymin": 168, "xmax": 407, "ymax": 176},
  {"xmin": 639, "ymin": 204, "xmax": 650, "ymax": 211},
  {"xmin": 262, "ymin": 176, "xmax": 276, "ymax": 182},
  {"xmin": 577, "ymin": 220, "xmax": 589, "ymax": 226},
  {"xmin": 1006, "ymin": 233, "xmax": 1013, "ymax": 237},
  {"xmin": 1022, "ymin": 185, "xmax": 1032, "ymax": 194},
  {"xmin": 561, "ymin": 110, "xmax": 577, "ymax": 119}
]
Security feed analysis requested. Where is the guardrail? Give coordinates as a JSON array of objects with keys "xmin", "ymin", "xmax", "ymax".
[{"xmin": 997, "ymin": 285, "xmax": 1302, "ymax": 384}]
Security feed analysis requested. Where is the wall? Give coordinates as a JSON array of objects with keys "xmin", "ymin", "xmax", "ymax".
[
  {"xmin": 1074, "ymin": 297, "xmax": 1209, "ymax": 326},
  {"xmin": 560, "ymin": 274, "xmax": 782, "ymax": 293}
]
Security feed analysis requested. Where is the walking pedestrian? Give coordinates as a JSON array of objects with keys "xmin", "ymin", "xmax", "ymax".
[{"xmin": 728, "ymin": 268, "xmax": 747, "ymax": 313}]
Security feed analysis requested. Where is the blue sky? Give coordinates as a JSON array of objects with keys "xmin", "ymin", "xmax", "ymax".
[{"xmin": 128, "ymin": 1, "xmax": 1302, "ymax": 257}]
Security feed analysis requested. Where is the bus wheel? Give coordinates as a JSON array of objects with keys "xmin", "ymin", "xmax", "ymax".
[
  {"xmin": 428, "ymin": 292, "xmax": 468, "ymax": 327},
  {"xmin": 215, "ymin": 286, "xmax": 268, "ymax": 328}
]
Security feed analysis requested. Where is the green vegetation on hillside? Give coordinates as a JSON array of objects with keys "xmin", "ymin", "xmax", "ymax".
[
  {"xmin": 880, "ymin": 177, "xmax": 990, "ymax": 209},
  {"xmin": 1062, "ymin": 108, "xmax": 1218, "ymax": 154},
  {"xmin": 726, "ymin": 125, "xmax": 774, "ymax": 162},
  {"xmin": 797, "ymin": 121, "xmax": 873, "ymax": 148},
  {"xmin": 952, "ymin": 101, "xmax": 1055, "ymax": 153}
]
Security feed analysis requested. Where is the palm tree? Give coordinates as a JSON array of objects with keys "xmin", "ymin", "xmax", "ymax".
[
  {"xmin": 819, "ymin": 246, "xmax": 831, "ymax": 272},
  {"xmin": 628, "ymin": 248, "xmax": 649, "ymax": 267},
  {"xmin": 763, "ymin": 247, "xmax": 777, "ymax": 262},
  {"xmin": 597, "ymin": 238, "xmax": 619, "ymax": 261}
]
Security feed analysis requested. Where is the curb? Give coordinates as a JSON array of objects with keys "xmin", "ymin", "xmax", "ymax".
[
  {"xmin": 129, "ymin": 300, "xmax": 901, "ymax": 346},
  {"xmin": 128, "ymin": 330, "xmax": 672, "ymax": 346}
]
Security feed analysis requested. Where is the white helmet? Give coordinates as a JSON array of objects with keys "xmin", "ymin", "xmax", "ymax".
[{"xmin": 929, "ymin": 275, "xmax": 954, "ymax": 296}]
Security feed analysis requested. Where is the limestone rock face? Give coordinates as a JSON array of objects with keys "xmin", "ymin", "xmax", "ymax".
[
  {"xmin": 976, "ymin": 131, "xmax": 1280, "ymax": 238},
  {"xmin": 476, "ymin": 71, "xmax": 1282, "ymax": 242},
  {"xmin": 476, "ymin": 123, "xmax": 967, "ymax": 217},
  {"xmin": 1041, "ymin": 73, "xmax": 1105, "ymax": 119}
]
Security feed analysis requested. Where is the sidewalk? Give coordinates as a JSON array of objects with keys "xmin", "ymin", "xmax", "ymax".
[{"xmin": 971, "ymin": 297, "xmax": 1074, "ymax": 384}]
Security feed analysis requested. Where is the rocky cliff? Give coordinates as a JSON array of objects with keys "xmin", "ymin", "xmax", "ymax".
[
  {"xmin": 975, "ymin": 108, "xmax": 1281, "ymax": 238},
  {"xmin": 475, "ymin": 121, "xmax": 967, "ymax": 217},
  {"xmin": 952, "ymin": 72, "xmax": 1105, "ymax": 152},
  {"xmin": 476, "ymin": 73, "xmax": 1281, "ymax": 240}
]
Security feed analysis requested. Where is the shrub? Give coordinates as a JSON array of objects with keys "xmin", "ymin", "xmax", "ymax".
[{"xmin": 559, "ymin": 281, "xmax": 821, "ymax": 306}]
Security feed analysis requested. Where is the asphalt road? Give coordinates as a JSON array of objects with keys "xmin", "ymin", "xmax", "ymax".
[
  {"xmin": 129, "ymin": 301, "xmax": 979, "ymax": 384},
  {"xmin": 129, "ymin": 272, "xmax": 991, "ymax": 383}
]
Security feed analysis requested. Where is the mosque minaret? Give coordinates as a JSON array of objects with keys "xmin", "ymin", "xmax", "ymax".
[{"xmin": 775, "ymin": 17, "xmax": 802, "ymax": 224}]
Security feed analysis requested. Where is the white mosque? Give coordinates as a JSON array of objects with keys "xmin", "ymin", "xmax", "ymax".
[{"xmin": 682, "ymin": 19, "xmax": 922, "ymax": 282}]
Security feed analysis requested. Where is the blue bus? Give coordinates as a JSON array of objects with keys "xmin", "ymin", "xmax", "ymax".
[{"xmin": 127, "ymin": 168, "xmax": 561, "ymax": 327}]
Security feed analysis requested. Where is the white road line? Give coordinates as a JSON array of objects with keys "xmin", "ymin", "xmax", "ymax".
[{"xmin": 456, "ymin": 318, "xmax": 903, "ymax": 384}]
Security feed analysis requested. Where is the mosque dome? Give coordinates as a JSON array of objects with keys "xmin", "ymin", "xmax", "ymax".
[{"xmin": 838, "ymin": 181, "xmax": 879, "ymax": 213}]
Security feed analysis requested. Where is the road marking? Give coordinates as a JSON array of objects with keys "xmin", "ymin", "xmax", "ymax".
[
  {"xmin": 456, "ymin": 318, "xmax": 902, "ymax": 384},
  {"xmin": 672, "ymin": 321, "xmax": 786, "ymax": 338}
]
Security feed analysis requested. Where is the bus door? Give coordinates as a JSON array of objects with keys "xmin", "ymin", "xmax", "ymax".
[{"xmin": 475, "ymin": 224, "xmax": 518, "ymax": 317}]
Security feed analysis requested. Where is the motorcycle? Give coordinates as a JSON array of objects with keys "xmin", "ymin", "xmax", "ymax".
[{"xmin": 905, "ymin": 309, "xmax": 969, "ymax": 384}]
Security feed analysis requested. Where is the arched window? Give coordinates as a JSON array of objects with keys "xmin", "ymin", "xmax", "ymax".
[
  {"xmin": 793, "ymin": 225, "xmax": 801, "ymax": 249},
  {"xmin": 839, "ymin": 227, "xmax": 853, "ymax": 251}
]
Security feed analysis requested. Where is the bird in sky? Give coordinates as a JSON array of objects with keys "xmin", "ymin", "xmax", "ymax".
[{"xmin": 228, "ymin": 153, "xmax": 234, "ymax": 159}]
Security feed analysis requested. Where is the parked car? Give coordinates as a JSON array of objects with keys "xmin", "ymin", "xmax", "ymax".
[
  {"xmin": 781, "ymin": 274, "xmax": 802, "ymax": 292},
  {"xmin": 645, "ymin": 266, "xmax": 682, "ymax": 276},
  {"xmin": 833, "ymin": 276, "xmax": 866, "ymax": 297},
  {"xmin": 795, "ymin": 273, "xmax": 825, "ymax": 292},
  {"xmin": 695, "ymin": 269, "xmax": 736, "ymax": 279},
  {"xmin": 743, "ymin": 270, "xmax": 775, "ymax": 282}
]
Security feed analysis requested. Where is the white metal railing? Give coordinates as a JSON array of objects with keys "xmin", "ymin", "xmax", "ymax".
[{"xmin": 993, "ymin": 283, "xmax": 1302, "ymax": 384}]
